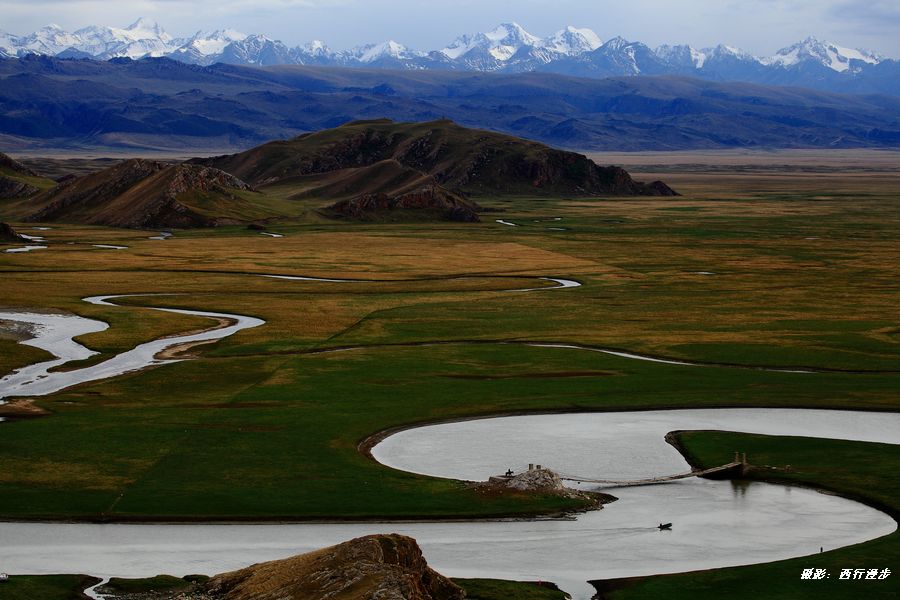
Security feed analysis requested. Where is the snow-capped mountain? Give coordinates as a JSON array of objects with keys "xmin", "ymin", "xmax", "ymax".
[
  {"xmin": 442, "ymin": 22, "xmax": 541, "ymax": 61},
  {"xmin": 349, "ymin": 40, "xmax": 424, "ymax": 64},
  {"xmin": 543, "ymin": 26, "xmax": 603, "ymax": 56},
  {"xmin": 215, "ymin": 34, "xmax": 295, "ymax": 67},
  {"xmin": 655, "ymin": 44, "xmax": 709, "ymax": 70},
  {"xmin": 169, "ymin": 29, "xmax": 247, "ymax": 64},
  {"xmin": 0, "ymin": 19, "xmax": 182, "ymax": 60},
  {"xmin": 1, "ymin": 19, "xmax": 896, "ymax": 94},
  {"xmin": 763, "ymin": 36, "xmax": 882, "ymax": 73}
]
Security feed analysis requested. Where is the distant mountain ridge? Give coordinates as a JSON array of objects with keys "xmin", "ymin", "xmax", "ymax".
[
  {"xmin": 3, "ymin": 57, "xmax": 900, "ymax": 152},
  {"xmin": 1, "ymin": 19, "xmax": 898, "ymax": 95}
]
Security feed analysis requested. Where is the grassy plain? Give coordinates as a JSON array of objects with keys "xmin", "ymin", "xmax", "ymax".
[{"xmin": 0, "ymin": 150, "xmax": 898, "ymax": 592}]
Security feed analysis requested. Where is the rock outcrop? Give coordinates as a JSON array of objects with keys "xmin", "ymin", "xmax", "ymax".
[
  {"xmin": 203, "ymin": 534, "xmax": 464, "ymax": 600},
  {"xmin": 481, "ymin": 467, "xmax": 615, "ymax": 508},
  {"xmin": 0, "ymin": 151, "xmax": 42, "ymax": 199},
  {"xmin": 0, "ymin": 175, "xmax": 40, "ymax": 199},
  {"xmin": 326, "ymin": 185, "xmax": 481, "ymax": 222}
]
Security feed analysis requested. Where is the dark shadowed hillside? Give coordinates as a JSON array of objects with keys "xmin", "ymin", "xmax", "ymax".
[
  {"xmin": 0, "ymin": 221, "xmax": 26, "ymax": 243},
  {"xmin": 0, "ymin": 151, "xmax": 52, "ymax": 199},
  {"xmin": 27, "ymin": 160, "xmax": 254, "ymax": 228},
  {"xmin": 2, "ymin": 56, "xmax": 900, "ymax": 152},
  {"xmin": 197, "ymin": 118, "xmax": 675, "ymax": 198}
]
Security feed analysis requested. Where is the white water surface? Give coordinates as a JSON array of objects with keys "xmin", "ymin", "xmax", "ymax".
[
  {"xmin": 0, "ymin": 311, "xmax": 109, "ymax": 401},
  {"xmin": 0, "ymin": 296, "xmax": 263, "ymax": 400},
  {"xmin": 513, "ymin": 278, "xmax": 582, "ymax": 292},
  {"xmin": 3, "ymin": 245, "xmax": 47, "ymax": 253},
  {"xmin": 0, "ymin": 409, "xmax": 896, "ymax": 600}
]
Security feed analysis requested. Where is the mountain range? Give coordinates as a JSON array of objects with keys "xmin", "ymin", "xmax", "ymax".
[
  {"xmin": 3, "ymin": 56, "xmax": 900, "ymax": 152},
  {"xmin": 1, "ymin": 19, "xmax": 899, "ymax": 95}
]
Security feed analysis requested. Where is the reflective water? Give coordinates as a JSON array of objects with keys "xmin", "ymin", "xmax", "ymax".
[
  {"xmin": 0, "ymin": 295, "xmax": 264, "ymax": 400},
  {"xmin": 0, "ymin": 410, "xmax": 895, "ymax": 599}
]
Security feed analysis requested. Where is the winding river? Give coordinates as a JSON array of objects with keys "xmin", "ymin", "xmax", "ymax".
[
  {"xmin": 0, "ymin": 274, "xmax": 897, "ymax": 599},
  {"xmin": 0, "ymin": 295, "xmax": 263, "ymax": 401}
]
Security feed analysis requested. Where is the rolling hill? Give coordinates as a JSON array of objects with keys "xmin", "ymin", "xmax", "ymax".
[
  {"xmin": 0, "ymin": 151, "xmax": 53, "ymax": 199},
  {"xmin": 197, "ymin": 118, "xmax": 675, "ymax": 198},
  {"xmin": 26, "ymin": 160, "xmax": 254, "ymax": 228}
]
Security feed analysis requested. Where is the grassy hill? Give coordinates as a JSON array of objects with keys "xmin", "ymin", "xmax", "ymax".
[
  {"xmin": 0, "ymin": 151, "xmax": 55, "ymax": 200},
  {"xmin": 26, "ymin": 159, "xmax": 257, "ymax": 228},
  {"xmin": 199, "ymin": 118, "xmax": 675, "ymax": 197}
]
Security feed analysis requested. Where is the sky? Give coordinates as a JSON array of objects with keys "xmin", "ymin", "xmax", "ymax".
[{"xmin": 1, "ymin": 0, "xmax": 899, "ymax": 57}]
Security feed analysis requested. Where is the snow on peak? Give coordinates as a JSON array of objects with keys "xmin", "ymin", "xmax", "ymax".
[
  {"xmin": 655, "ymin": 44, "xmax": 708, "ymax": 69},
  {"xmin": 765, "ymin": 36, "xmax": 883, "ymax": 72},
  {"xmin": 126, "ymin": 18, "xmax": 160, "ymax": 32},
  {"xmin": 702, "ymin": 44, "xmax": 753, "ymax": 60},
  {"xmin": 603, "ymin": 36, "xmax": 631, "ymax": 51},
  {"xmin": 304, "ymin": 40, "xmax": 328, "ymax": 52},
  {"xmin": 185, "ymin": 29, "xmax": 248, "ymax": 56},
  {"xmin": 542, "ymin": 26, "xmax": 602, "ymax": 55},
  {"xmin": 486, "ymin": 22, "xmax": 540, "ymax": 45},
  {"xmin": 441, "ymin": 22, "xmax": 541, "ymax": 61},
  {"xmin": 354, "ymin": 40, "xmax": 420, "ymax": 62}
]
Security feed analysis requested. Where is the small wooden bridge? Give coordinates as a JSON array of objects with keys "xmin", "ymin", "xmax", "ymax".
[{"xmin": 558, "ymin": 454, "xmax": 748, "ymax": 488}]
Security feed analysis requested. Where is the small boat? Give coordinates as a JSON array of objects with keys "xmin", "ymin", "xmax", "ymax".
[{"xmin": 658, "ymin": 523, "xmax": 672, "ymax": 530}]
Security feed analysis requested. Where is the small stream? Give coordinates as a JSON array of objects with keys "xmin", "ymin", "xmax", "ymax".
[{"xmin": 0, "ymin": 295, "xmax": 263, "ymax": 401}]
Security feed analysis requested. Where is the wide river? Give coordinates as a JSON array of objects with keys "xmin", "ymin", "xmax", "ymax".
[
  {"xmin": 0, "ymin": 287, "xmax": 897, "ymax": 599},
  {"xmin": 0, "ymin": 410, "xmax": 896, "ymax": 599}
]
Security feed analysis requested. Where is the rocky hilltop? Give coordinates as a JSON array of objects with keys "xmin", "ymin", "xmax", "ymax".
[
  {"xmin": 195, "ymin": 118, "xmax": 675, "ymax": 221},
  {"xmin": 0, "ymin": 152, "xmax": 38, "ymax": 177},
  {"xmin": 199, "ymin": 118, "xmax": 676, "ymax": 199},
  {"xmin": 26, "ymin": 159, "xmax": 253, "ymax": 229},
  {"xmin": 203, "ymin": 534, "xmax": 463, "ymax": 600},
  {"xmin": 0, "ymin": 151, "xmax": 41, "ymax": 199},
  {"xmin": 326, "ymin": 185, "xmax": 482, "ymax": 223}
]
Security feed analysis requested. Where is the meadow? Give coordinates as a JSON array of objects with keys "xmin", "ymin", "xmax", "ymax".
[{"xmin": 0, "ymin": 151, "xmax": 898, "ymax": 596}]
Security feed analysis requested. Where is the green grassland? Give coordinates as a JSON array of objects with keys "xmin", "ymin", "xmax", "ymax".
[
  {"xmin": 0, "ymin": 159, "xmax": 898, "ymax": 594},
  {"xmin": 0, "ymin": 575, "xmax": 100, "ymax": 600}
]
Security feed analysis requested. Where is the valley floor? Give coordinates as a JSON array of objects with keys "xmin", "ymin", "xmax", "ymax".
[{"xmin": 0, "ymin": 152, "xmax": 898, "ymax": 597}]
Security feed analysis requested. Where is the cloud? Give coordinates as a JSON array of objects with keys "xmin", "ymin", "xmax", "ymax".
[{"xmin": 830, "ymin": 0, "xmax": 900, "ymax": 26}]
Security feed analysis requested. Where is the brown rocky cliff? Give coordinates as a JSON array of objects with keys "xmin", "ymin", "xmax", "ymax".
[
  {"xmin": 204, "ymin": 534, "xmax": 464, "ymax": 600},
  {"xmin": 327, "ymin": 185, "xmax": 481, "ymax": 222}
]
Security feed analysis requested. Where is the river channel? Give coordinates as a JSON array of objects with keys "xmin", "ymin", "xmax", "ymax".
[{"xmin": 0, "ymin": 284, "xmax": 896, "ymax": 599}]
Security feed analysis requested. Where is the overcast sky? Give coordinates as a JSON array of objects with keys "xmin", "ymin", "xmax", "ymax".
[{"xmin": 2, "ymin": 0, "xmax": 898, "ymax": 56}]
